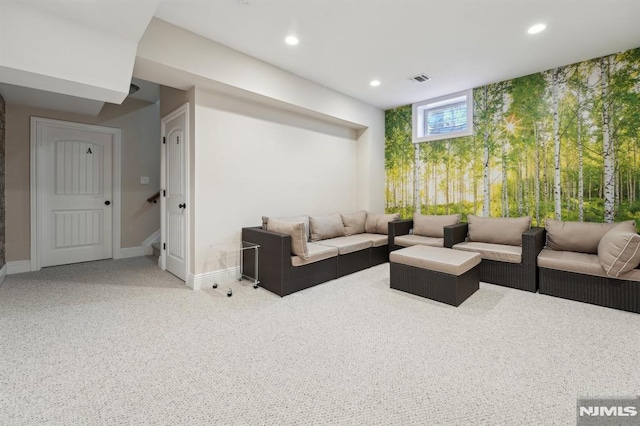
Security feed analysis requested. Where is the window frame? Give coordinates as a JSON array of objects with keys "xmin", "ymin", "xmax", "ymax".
[{"xmin": 412, "ymin": 89, "xmax": 473, "ymax": 143}]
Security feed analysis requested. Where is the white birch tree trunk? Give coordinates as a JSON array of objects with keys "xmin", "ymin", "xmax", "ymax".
[
  {"xmin": 602, "ymin": 56, "xmax": 615, "ymax": 223},
  {"xmin": 518, "ymin": 162, "xmax": 524, "ymax": 216},
  {"xmin": 552, "ymin": 68, "xmax": 562, "ymax": 219},
  {"xmin": 534, "ymin": 123, "xmax": 541, "ymax": 225},
  {"xmin": 577, "ymin": 92, "xmax": 584, "ymax": 221},
  {"xmin": 445, "ymin": 142, "xmax": 451, "ymax": 213},
  {"xmin": 502, "ymin": 138, "xmax": 509, "ymax": 217},
  {"xmin": 413, "ymin": 144, "xmax": 420, "ymax": 214},
  {"xmin": 482, "ymin": 87, "xmax": 490, "ymax": 217}
]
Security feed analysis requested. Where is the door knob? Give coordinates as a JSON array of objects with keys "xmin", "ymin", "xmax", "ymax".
[
  {"xmin": 105, "ymin": 200, "xmax": 111, "ymax": 206},
  {"xmin": 178, "ymin": 203, "xmax": 186, "ymax": 209}
]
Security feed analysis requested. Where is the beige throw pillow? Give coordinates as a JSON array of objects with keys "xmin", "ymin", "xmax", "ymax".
[
  {"xmin": 597, "ymin": 221, "xmax": 640, "ymax": 277},
  {"xmin": 309, "ymin": 213, "xmax": 345, "ymax": 242},
  {"xmin": 365, "ymin": 213, "xmax": 380, "ymax": 234},
  {"xmin": 467, "ymin": 215, "xmax": 531, "ymax": 246},
  {"xmin": 545, "ymin": 219, "xmax": 631, "ymax": 254},
  {"xmin": 263, "ymin": 215, "xmax": 310, "ymax": 241},
  {"xmin": 341, "ymin": 211, "xmax": 367, "ymax": 236},
  {"xmin": 413, "ymin": 213, "xmax": 461, "ymax": 238},
  {"xmin": 365, "ymin": 212, "xmax": 400, "ymax": 235},
  {"xmin": 266, "ymin": 218, "xmax": 309, "ymax": 260}
]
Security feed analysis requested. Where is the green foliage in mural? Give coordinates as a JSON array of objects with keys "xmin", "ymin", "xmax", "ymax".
[{"xmin": 385, "ymin": 47, "xmax": 640, "ymax": 227}]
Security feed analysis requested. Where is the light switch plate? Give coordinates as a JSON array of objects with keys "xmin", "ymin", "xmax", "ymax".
[{"xmin": 140, "ymin": 176, "xmax": 149, "ymax": 184}]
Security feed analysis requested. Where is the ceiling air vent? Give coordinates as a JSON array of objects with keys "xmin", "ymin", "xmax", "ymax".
[{"xmin": 410, "ymin": 74, "xmax": 432, "ymax": 83}]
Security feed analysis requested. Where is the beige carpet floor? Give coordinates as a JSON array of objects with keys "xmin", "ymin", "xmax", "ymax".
[{"xmin": 1, "ymin": 256, "xmax": 639, "ymax": 425}]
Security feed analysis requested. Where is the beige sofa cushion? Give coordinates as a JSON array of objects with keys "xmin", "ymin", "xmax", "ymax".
[
  {"xmin": 468, "ymin": 215, "xmax": 531, "ymax": 246},
  {"xmin": 365, "ymin": 212, "xmax": 400, "ymax": 235},
  {"xmin": 453, "ymin": 242, "xmax": 522, "ymax": 264},
  {"xmin": 263, "ymin": 215, "xmax": 310, "ymax": 241},
  {"xmin": 545, "ymin": 219, "xmax": 633, "ymax": 254},
  {"xmin": 394, "ymin": 234, "xmax": 444, "ymax": 248},
  {"xmin": 413, "ymin": 213, "xmax": 461, "ymax": 238},
  {"xmin": 347, "ymin": 233, "xmax": 389, "ymax": 248},
  {"xmin": 538, "ymin": 248, "xmax": 640, "ymax": 282},
  {"xmin": 597, "ymin": 221, "xmax": 640, "ymax": 277},
  {"xmin": 341, "ymin": 211, "xmax": 367, "ymax": 236},
  {"xmin": 309, "ymin": 213, "xmax": 345, "ymax": 242},
  {"xmin": 315, "ymin": 235, "xmax": 373, "ymax": 255},
  {"xmin": 538, "ymin": 249, "xmax": 605, "ymax": 276},
  {"xmin": 266, "ymin": 218, "xmax": 309, "ymax": 260},
  {"xmin": 390, "ymin": 245, "xmax": 481, "ymax": 276},
  {"xmin": 291, "ymin": 242, "xmax": 338, "ymax": 267}
]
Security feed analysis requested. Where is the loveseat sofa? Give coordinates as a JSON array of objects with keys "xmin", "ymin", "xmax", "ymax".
[
  {"xmin": 538, "ymin": 219, "xmax": 640, "ymax": 313},
  {"xmin": 389, "ymin": 213, "xmax": 462, "ymax": 251},
  {"xmin": 242, "ymin": 211, "xmax": 399, "ymax": 296},
  {"xmin": 447, "ymin": 215, "xmax": 546, "ymax": 292}
]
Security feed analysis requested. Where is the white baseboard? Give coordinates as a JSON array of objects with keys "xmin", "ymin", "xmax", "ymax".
[
  {"xmin": 7, "ymin": 260, "xmax": 32, "ymax": 275},
  {"xmin": 187, "ymin": 273, "xmax": 196, "ymax": 290},
  {"xmin": 189, "ymin": 267, "xmax": 241, "ymax": 291},
  {"xmin": 0, "ymin": 263, "xmax": 6, "ymax": 285},
  {"xmin": 142, "ymin": 229, "xmax": 161, "ymax": 246},
  {"xmin": 120, "ymin": 245, "xmax": 153, "ymax": 259}
]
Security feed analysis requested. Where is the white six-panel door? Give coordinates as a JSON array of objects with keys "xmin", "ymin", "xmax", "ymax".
[
  {"xmin": 161, "ymin": 104, "xmax": 189, "ymax": 281},
  {"xmin": 32, "ymin": 118, "xmax": 119, "ymax": 268}
]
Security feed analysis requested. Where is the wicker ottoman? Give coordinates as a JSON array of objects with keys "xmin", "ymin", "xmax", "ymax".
[{"xmin": 390, "ymin": 245, "xmax": 481, "ymax": 306}]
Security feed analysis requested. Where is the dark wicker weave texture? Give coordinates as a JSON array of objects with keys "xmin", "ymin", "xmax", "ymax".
[
  {"xmin": 242, "ymin": 227, "xmax": 389, "ymax": 297},
  {"xmin": 445, "ymin": 223, "xmax": 546, "ymax": 292},
  {"xmin": 388, "ymin": 219, "xmax": 413, "ymax": 252},
  {"xmin": 390, "ymin": 261, "xmax": 479, "ymax": 306},
  {"xmin": 371, "ymin": 245, "xmax": 389, "ymax": 266},
  {"xmin": 539, "ymin": 267, "xmax": 640, "ymax": 314}
]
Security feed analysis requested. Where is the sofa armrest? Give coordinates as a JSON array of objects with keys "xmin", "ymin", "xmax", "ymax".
[
  {"xmin": 242, "ymin": 226, "xmax": 291, "ymax": 259},
  {"xmin": 444, "ymin": 222, "xmax": 468, "ymax": 248},
  {"xmin": 522, "ymin": 227, "xmax": 546, "ymax": 266},
  {"xmin": 242, "ymin": 227, "xmax": 291, "ymax": 288},
  {"xmin": 389, "ymin": 219, "xmax": 413, "ymax": 236},
  {"xmin": 388, "ymin": 219, "xmax": 413, "ymax": 247}
]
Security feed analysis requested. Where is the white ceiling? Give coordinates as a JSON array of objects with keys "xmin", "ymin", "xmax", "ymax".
[
  {"xmin": 155, "ymin": 0, "xmax": 640, "ymax": 110},
  {"xmin": 1, "ymin": 0, "xmax": 640, "ymax": 112}
]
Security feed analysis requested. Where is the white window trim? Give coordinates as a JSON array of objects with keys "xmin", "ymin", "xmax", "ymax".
[{"xmin": 412, "ymin": 89, "xmax": 473, "ymax": 143}]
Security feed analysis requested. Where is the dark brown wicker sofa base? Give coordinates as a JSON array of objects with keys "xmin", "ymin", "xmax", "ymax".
[
  {"xmin": 390, "ymin": 262, "xmax": 479, "ymax": 307},
  {"xmin": 539, "ymin": 267, "xmax": 640, "ymax": 314},
  {"xmin": 241, "ymin": 227, "xmax": 389, "ymax": 297},
  {"xmin": 445, "ymin": 223, "xmax": 546, "ymax": 292}
]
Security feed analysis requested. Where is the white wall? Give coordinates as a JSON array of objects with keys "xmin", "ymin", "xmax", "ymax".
[
  {"xmin": 192, "ymin": 89, "xmax": 358, "ymax": 274},
  {"xmin": 134, "ymin": 18, "xmax": 385, "ymax": 214},
  {"xmin": 134, "ymin": 18, "xmax": 385, "ymax": 280}
]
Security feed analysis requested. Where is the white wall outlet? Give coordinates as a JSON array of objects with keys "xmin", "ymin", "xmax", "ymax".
[{"xmin": 140, "ymin": 176, "xmax": 150, "ymax": 184}]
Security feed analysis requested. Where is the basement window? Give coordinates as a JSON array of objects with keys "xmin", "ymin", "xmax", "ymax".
[{"xmin": 412, "ymin": 89, "xmax": 473, "ymax": 143}]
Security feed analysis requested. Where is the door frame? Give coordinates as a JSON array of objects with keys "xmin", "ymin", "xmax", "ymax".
[
  {"xmin": 30, "ymin": 117, "xmax": 122, "ymax": 271},
  {"xmin": 160, "ymin": 103, "xmax": 190, "ymax": 283}
]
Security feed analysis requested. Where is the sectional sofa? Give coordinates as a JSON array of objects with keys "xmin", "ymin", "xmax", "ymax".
[
  {"xmin": 244, "ymin": 209, "xmax": 640, "ymax": 313},
  {"xmin": 538, "ymin": 219, "xmax": 640, "ymax": 313},
  {"xmin": 242, "ymin": 211, "xmax": 399, "ymax": 297}
]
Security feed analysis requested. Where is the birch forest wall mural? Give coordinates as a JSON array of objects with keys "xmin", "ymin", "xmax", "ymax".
[{"xmin": 385, "ymin": 47, "xmax": 640, "ymax": 226}]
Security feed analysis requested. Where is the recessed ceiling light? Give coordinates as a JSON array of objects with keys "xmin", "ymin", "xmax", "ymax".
[
  {"xmin": 370, "ymin": 80, "xmax": 381, "ymax": 87},
  {"xmin": 527, "ymin": 23, "xmax": 546, "ymax": 34},
  {"xmin": 285, "ymin": 35, "xmax": 299, "ymax": 46}
]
